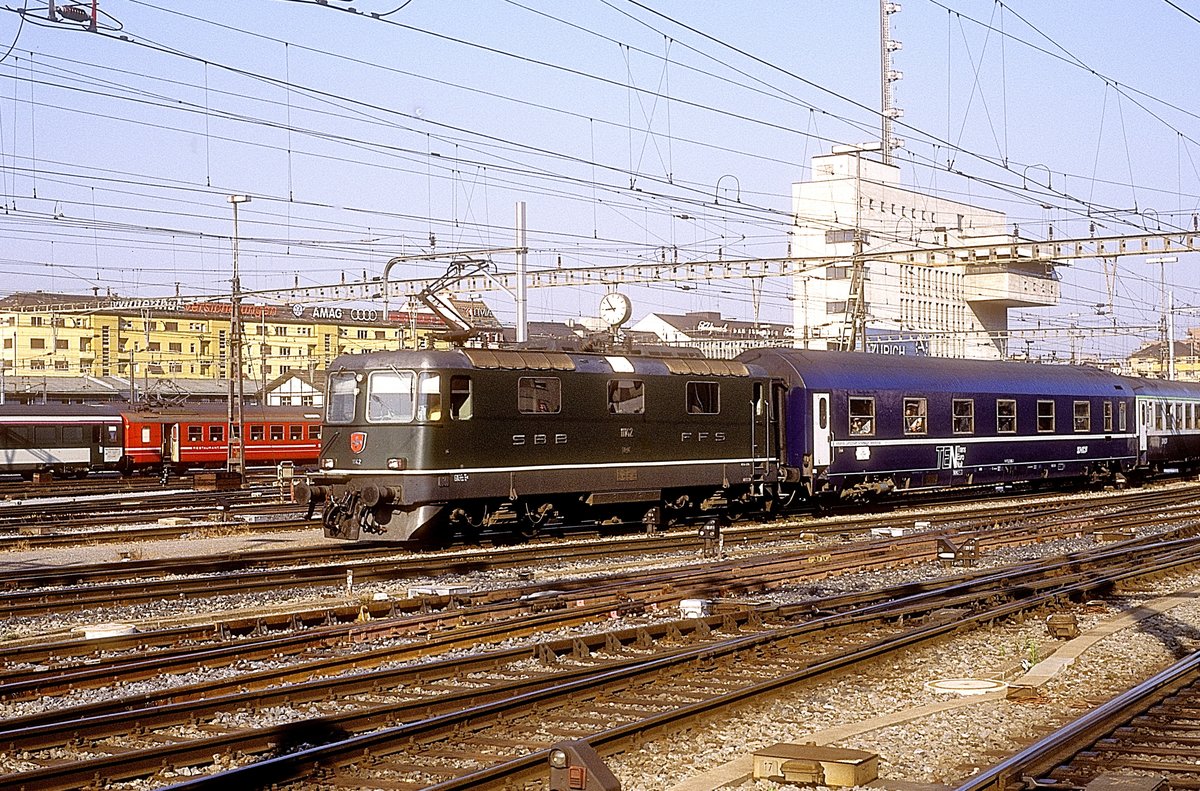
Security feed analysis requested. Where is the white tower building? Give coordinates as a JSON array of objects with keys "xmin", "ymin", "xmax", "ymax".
[{"xmin": 790, "ymin": 146, "xmax": 1060, "ymax": 359}]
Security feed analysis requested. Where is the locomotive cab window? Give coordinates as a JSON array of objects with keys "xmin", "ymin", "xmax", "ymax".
[
  {"xmin": 327, "ymin": 371, "xmax": 358, "ymax": 425},
  {"xmin": 952, "ymin": 399, "xmax": 974, "ymax": 434},
  {"xmin": 518, "ymin": 377, "xmax": 561, "ymax": 414},
  {"xmin": 686, "ymin": 381, "xmax": 720, "ymax": 415},
  {"xmin": 367, "ymin": 369, "xmax": 416, "ymax": 423},
  {"xmin": 1037, "ymin": 400, "xmax": 1055, "ymax": 433},
  {"xmin": 1073, "ymin": 401, "xmax": 1090, "ymax": 432},
  {"xmin": 418, "ymin": 372, "xmax": 442, "ymax": 421},
  {"xmin": 997, "ymin": 399, "xmax": 1017, "ymax": 433},
  {"xmin": 849, "ymin": 397, "xmax": 875, "ymax": 436},
  {"xmin": 903, "ymin": 397, "xmax": 927, "ymax": 435},
  {"xmin": 608, "ymin": 379, "xmax": 645, "ymax": 414},
  {"xmin": 450, "ymin": 375, "xmax": 472, "ymax": 420}
]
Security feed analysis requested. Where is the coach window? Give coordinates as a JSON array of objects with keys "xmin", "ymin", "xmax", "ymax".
[
  {"xmin": 609, "ymin": 379, "xmax": 645, "ymax": 414},
  {"xmin": 141, "ymin": 427, "xmax": 151, "ymax": 444},
  {"xmin": 1119, "ymin": 402, "xmax": 1127, "ymax": 432},
  {"xmin": 903, "ymin": 398, "xmax": 927, "ymax": 435},
  {"xmin": 327, "ymin": 371, "xmax": 358, "ymax": 425},
  {"xmin": 418, "ymin": 372, "xmax": 442, "ymax": 421},
  {"xmin": 450, "ymin": 375, "xmax": 473, "ymax": 420},
  {"xmin": 1037, "ymin": 400, "xmax": 1055, "ymax": 433},
  {"xmin": 367, "ymin": 369, "xmax": 416, "ymax": 423},
  {"xmin": 1073, "ymin": 401, "xmax": 1090, "ymax": 432},
  {"xmin": 34, "ymin": 426, "xmax": 55, "ymax": 446},
  {"xmin": 518, "ymin": 377, "xmax": 561, "ymax": 414},
  {"xmin": 1103, "ymin": 401, "xmax": 1113, "ymax": 432},
  {"xmin": 188, "ymin": 426, "xmax": 202, "ymax": 442},
  {"xmin": 230, "ymin": 424, "xmax": 240, "ymax": 440},
  {"xmin": 209, "ymin": 425, "xmax": 224, "ymax": 443},
  {"xmin": 308, "ymin": 424, "xmax": 321, "ymax": 440},
  {"xmin": 997, "ymin": 399, "xmax": 1017, "ymax": 433},
  {"xmin": 952, "ymin": 399, "xmax": 974, "ymax": 434},
  {"xmin": 849, "ymin": 397, "xmax": 875, "ymax": 436},
  {"xmin": 250, "ymin": 425, "xmax": 265, "ymax": 441},
  {"xmin": 1155, "ymin": 403, "xmax": 1164, "ymax": 431},
  {"xmin": 289, "ymin": 425, "xmax": 303, "ymax": 441},
  {"xmin": 270, "ymin": 425, "xmax": 284, "ymax": 441},
  {"xmin": 686, "ymin": 381, "xmax": 720, "ymax": 415}
]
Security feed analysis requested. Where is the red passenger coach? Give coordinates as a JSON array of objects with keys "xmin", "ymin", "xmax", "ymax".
[{"xmin": 117, "ymin": 405, "xmax": 321, "ymax": 474}]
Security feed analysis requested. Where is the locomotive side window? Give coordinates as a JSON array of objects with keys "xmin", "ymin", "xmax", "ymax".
[
  {"xmin": 1119, "ymin": 402, "xmax": 1127, "ymax": 432},
  {"xmin": 903, "ymin": 398, "xmax": 926, "ymax": 435},
  {"xmin": 209, "ymin": 425, "xmax": 225, "ymax": 442},
  {"xmin": 608, "ymin": 379, "xmax": 645, "ymax": 414},
  {"xmin": 1073, "ymin": 401, "xmax": 1090, "ymax": 432},
  {"xmin": 848, "ymin": 397, "xmax": 875, "ymax": 436},
  {"xmin": 367, "ymin": 370, "xmax": 416, "ymax": 423},
  {"xmin": 686, "ymin": 381, "xmax": 720, "ymax": 415},
  {"xmin": 327, "ymin": 372, "xmax": 359, "ymax": 425},
  {"xmin": 418, "ymin": 372, "xmax": 442, "ymax": 421},
  {"xmin": 1103, "ymin": 401, "xmax": 1113, "ymax": 432},
  {"xmin": 250, "ymin": 425, "xmax": 265, "ymax": 441},
  {"xmin": 1037, "ymin": 400, "xmax": 1055, "ymax": 433},
  {"xmin": 188, "ymin": 426, "xmax": 202, "ymax": 442},
  {"xmin": 997, "ymin": 399, "xmax": 1017, "ymax": 433},
  {"xmin": 518, "ymin": 377, "xmax": 561, "ymax": 414},
  {"xmin": 450, "ymin": 375, "xmax": 473, "ymax": 420},
  {"xmin": 952, "ymin": 399, "xmax": 974, "ymax": 434}
]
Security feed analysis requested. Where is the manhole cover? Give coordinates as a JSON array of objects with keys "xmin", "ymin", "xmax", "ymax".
[{"xmin": 925, "ymin": 677, "xmax": 1007, "ymax": 695}]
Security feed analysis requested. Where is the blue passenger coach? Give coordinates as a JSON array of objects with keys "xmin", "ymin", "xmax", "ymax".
[{"xmin": 737, "ymin": 349, "xmax": 1140, "ymax": 501}]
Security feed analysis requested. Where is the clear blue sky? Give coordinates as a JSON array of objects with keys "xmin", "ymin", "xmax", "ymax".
[{"xmin": 0, "ymin": 1, "xmax": 1195, "ymax": 358}]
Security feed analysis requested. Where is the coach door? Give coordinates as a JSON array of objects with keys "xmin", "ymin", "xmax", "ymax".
[
  {"xmin": 168, "ymin": 423, "xmax": 182, "ymax": 464},
  {"xmin": 812, "ymin": 392, "xmax": 831, "ymax": 467}
]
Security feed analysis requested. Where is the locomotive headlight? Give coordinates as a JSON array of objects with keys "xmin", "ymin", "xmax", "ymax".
[
  {"xmin": 322, "ymin": 458, "xmax": 335, "ymax": 469},
  {"xmin": 387, "ymin": 457, "xmax": 407, "ymax": 470}
]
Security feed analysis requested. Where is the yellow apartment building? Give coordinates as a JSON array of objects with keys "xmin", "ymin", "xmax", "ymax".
[{"xmin": 0, "ymin": 291, "xmax": 502, "ymax": 384}]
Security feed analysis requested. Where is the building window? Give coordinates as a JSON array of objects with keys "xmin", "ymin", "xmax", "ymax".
[
  {"xmin": 29, "ymin": 359, "xmax": 44, "ymax": 369},
  {"xmin": 164, "ymin": 321, "xmax": 178, "ymax": 331},
  {"xmin": 952, "ymin": 399, "xmax": 974, "ymax": 434},
  {"xmin": 30, "ymin": 338, "xmax": 45, "ymax": 350},
  {"xmin": 826, "ymin": 300, "xmax": 848, "ymax": 315},
  {"xmin": 169, "ymin": 343, "xmax": 182, "ymax": 353},
  {"xmin": 849, "ymin": 397, "xmax": 875, "ymax": 436},
  {"xmin": 997, "ymin": 399, "xmax": 1017, "ymax": 434},
  {"xmin": 55, "ymin": 339, "xmax": 68, "ymax": 350},
  {"xmin": 608, "ymin": 379, "xmax": 645, "ymax": 414},
  {"xmin": 1038, "ymin": 400, "xmax": 1055, "ymax": 433},
  {"xmin": 903, "ymin": 397, "xmax": 926, "ymax": 435},
  {"xmin": 29, "ymin": 316, "xmax": 44, "ymax": 326},
  {"xmin": 518, "ymin": 377, "xmax": 561, "ymax": 414}
]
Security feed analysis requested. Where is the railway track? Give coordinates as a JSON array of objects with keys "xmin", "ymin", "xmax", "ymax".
[
  {"xmin": 5, "ymin": 530, "xmax": 1200, "ymax": 789},
  {"xmin": 957, "ymin": 647, "xmax": 1200, "ymax": 791}
]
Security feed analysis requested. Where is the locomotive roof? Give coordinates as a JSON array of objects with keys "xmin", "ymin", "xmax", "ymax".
[
  {"xmin": 736, "ymin": 348, "xmax": 1146, "ymax": 397},
  {"xmin": 329, "ymin": 348, "xmax": 751, "ymax": 377}
]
